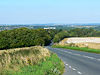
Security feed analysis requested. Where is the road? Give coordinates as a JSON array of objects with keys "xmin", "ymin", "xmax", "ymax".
[{"xmin": 46, "ymin": 46, "xmax": 100, "ymax": 75}]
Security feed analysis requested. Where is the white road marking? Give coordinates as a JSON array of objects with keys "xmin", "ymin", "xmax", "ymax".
[
  {"xmin": 67, "ymin": 52, "xmax": 73, "ymax": 54},
  {"xmin": 97, "ymin": 59, "xmax": 100, "ymax": 61},
  {"xmin": 77, "ymin": 71, "xmax": 82, "ymax": 74},
  {"xmin": 52, "ymin": 48, "xmax": 100, "ymax": 75},
  {"xmin": 66, "ymin": 64, "xmax": 68, "ymax": 66},
  {"xmin": 69, "ymin": 66, "xmax": 72, "ymax": 68},
  {"xmin": 57, "ymin": 48, "xmax": 100, "ymax": 62},
  {"xmin": 83, "ymin": 55, "xmax": 96, "ymax": 59},
  {"xmin": 65, "ymin": 63, "xmax": 82, "ymax": 75},
  {"xmin": 72, "ymin": 68, "xmax": 76, "ymax": 71},
  {"xmin": 73, "ymin": 53, "xmax": 81, "ymax": 56},
  {"xmin": 55, "ymin": 48, "xmax": 100, "ymax": 62}
]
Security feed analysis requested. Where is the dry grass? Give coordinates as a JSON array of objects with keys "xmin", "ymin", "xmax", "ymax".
[
  {"xmin": 84, "ymin": 43, "xmax": 100, "ymax": 49},
  {"xmin": 59, "ymin": 38, "xmax": 68, "ymax": 45},
  {"xmin": 59, "ymin": 37, "xmax": 100, "ymax": 49},
  {"xmin": 0, "ymin": 46, "xmax": 65, "ymax": 75},
  {"xmin": 0, "ymin": 46, "xmax": 50, "ymax": 73}
]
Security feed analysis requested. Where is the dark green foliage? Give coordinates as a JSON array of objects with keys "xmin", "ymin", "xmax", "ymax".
[
  {"xmin": 53, "ymin": 28, "xmax": 100, "ymax": 43},
  {"xmin": 0, "ymin": 28, "xmax": 58, "ymax": 50},
  {"xmin": 68, "ymin": 28, "xmax": 100, "ymax": 37},
  {"xmin": 1, "ymin": 27, "xmax": 100, "ymax": 49},
  {"xmin": 53, "ymin": 30, "xmax": 69, "ymax": 43}
]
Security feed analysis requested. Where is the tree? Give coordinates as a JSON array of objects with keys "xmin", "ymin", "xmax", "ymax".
[
  {"xmin": 53, "ymin": 30, "xmax": 69, "ymax": 43},
  {"xmin": 0, "ymin": 28, "xmax": 56, "ymax": 50}
]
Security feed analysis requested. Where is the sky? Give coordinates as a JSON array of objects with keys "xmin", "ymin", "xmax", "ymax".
[{"xmin": 0, "ymin": 0, "xmax": 100, "ymax": 24}]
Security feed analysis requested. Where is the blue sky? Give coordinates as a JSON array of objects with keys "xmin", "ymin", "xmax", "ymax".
[{"xmin": 0, "ymin": 0, "xmax": 100, "ymax": 24}]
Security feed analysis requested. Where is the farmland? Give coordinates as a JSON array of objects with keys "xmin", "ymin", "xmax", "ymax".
[{"xmin": 59, "ymin": 37, "xmax": 100, "ymax": 49}]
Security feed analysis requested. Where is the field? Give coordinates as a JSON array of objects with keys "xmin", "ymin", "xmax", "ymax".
[
  {"xmin": 53, "ymin": 37, "xmax": 100, "ymax": 53},
  {"xmin": 59, "ymin": 37, "xmax": 100, "ymax": 49},
  {"xmin": 0, "ymin": 46, "xmax": 64, "ymax": 75}
]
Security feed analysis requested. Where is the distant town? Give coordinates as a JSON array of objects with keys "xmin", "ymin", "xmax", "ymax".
[{"xmin": 0, "ymin": 23, "xmax": 100, "ymax": 31}]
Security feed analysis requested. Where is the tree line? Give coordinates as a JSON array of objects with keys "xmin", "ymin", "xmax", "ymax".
[
  {"xmin": 0, "ymin": 28, "xmax": 59, "ymax": 50},
  {"xmin": 0, "ymin": 27, "xmax": 100, "ymax": 50},
  {"xmin": 53, "ymin": 28, "xmax": 100, "ymax": 43}
]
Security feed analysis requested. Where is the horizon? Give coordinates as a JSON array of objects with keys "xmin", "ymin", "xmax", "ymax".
[
  {"xmin": 0, "ymin": 23, "xmax": 100, "ymax": 26},
  {"xmin": 0, "ymin": 0, "xmax": 100, "ymax": 24}
]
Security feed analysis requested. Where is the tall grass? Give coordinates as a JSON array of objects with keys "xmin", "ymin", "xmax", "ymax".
[
  {"xmin": 0, "ymin": 46, "xmax": 50, "ymax": 74},
  {"xmin": 0, "ymin": 46, "xmax": 65, "ymax": 75},
  {"xmin": 3, "ymin": 53, "xmax": 65, "ymax": 75}
]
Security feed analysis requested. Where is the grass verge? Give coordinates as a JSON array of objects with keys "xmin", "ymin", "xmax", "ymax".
[
  {"xmin": 52, "ymin": 45, "xmax": 100, "ymax": 54},
  {"xmin": 4, "ymin": 53, "xmax": 65, "ymax": 75},
  {"xmin": 0, "ymin": 46, "xmax": 65, "ymax": 75}
]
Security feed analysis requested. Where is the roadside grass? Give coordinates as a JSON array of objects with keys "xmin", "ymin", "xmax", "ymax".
[
  {"xmin": 52, "ymin": 45, "xmax": 100, "ymax": 54},
  {"xmin": 0, "ymin": 46, "xmax": 65, "ymax": 75},
  {"xmin": 4, "ymin": 53, "xmax": 65, "ymax": 75}
]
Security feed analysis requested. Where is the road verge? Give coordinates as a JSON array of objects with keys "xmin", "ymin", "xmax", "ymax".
[{"xmin": 0, "ymin": 46, "xmax": 65, "ymax": 75}]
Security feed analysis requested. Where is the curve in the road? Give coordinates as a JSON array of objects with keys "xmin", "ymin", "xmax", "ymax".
[{"xmin": 46, "ymin": 46, "xmax": 100, "ymax": 75}]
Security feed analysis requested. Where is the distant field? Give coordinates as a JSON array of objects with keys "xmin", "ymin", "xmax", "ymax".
[
  {"xmin": 59, "ymin": 37, "xmax": 100, "ymax": 49},
  {"xmin": 52, "ymin": 37, "xmax": 100, "ymax": 53},
  {"xmin": 65, "ymin": 37, "xmax": 100, "ymax": 43}
]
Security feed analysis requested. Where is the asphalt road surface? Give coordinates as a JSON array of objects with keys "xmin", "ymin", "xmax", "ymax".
[{"xmin": 46, "ymin": 46, "xmax": 100, "ymax": 75}]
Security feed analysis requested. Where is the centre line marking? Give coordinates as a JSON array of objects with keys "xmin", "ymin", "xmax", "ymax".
[
  {"xmin": 69, "ymin": 66, "xmax": 72, "ymax": 68},
  {"xmin": 66, "ymin": 64, "xmax": 68, "ymax": 66},
  {"xmin": 77, "ymin": 71, "xmax": 82, "ymax": 74},
  {"xmin": 72, "ymin": 68, "xmax": 76, "ymax": 71}
]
